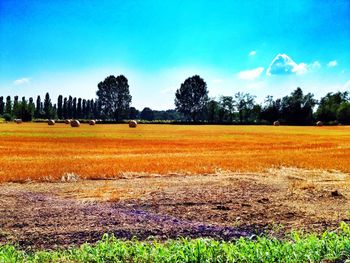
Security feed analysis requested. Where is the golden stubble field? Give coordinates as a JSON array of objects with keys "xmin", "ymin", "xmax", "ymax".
[{"xmin": 0, "ymin": 123, "xmax": 350, "ymax": 182}]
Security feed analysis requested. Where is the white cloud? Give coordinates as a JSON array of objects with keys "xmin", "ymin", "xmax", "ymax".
[
  {"xmin": 13, "ymin": 77, "xmax": 31, "ymax": 85},
  {"xmin": 238, "ymin": 67, "xmax": 264, "ymax": 80},
  {"xmin": 249, "ymin": 50, "xmax": 256, "ymax": 56},
  {"xmin": 327, "ymin": 60, "xmax": 337, "ymax": 67},
  {"xmin": 266, "ymin": 54, "xmax": 308, "ymax": 76}
]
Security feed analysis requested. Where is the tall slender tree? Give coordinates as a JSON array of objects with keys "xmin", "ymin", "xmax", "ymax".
[
  {"xmin": 34, "ymin": 95, "xmax": 42, "ymax": 118},
  {"xmin": 5, "ymin": 96, "xmax": 12, "ymax": 115},
  {"xmin": 72, "ymin": 97, "xmax": 77, "ymax": 118},
  {"xmin": 67, "ymin": 96, "xmax": 73, "ymax": 118},
  {"xmin": 63, "ymin": 97, "xmax": 68, "ymax": 119},
  {"xmin": 57, "ymin": 95, "xmax": 63, "ymax": 119},
  {"xmin": 77, "ymin": 98, "xmax": 82, "ymax": 118},
  {"xmin": 27, "ymin": 97, "xmax": 35, "ymax": 121},
  {"xmin": 0, "ymin": 96, "xmax": 4, "ymax": 115},
  {"xmin": 82, "ymin": 99, "xmax": 87, "ymax": 119},
  {"xmin": 43, "ymin": 92, "xmax": 53, "ymax": 119},
  {"xmin": 13, "ymin": 96, "xmax": 20, "ymax": 118}
]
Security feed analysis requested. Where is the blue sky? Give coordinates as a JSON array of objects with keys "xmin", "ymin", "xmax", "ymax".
[{"xmin": 1, "ymin": 0, "xmax": 350, "ymax": 109}]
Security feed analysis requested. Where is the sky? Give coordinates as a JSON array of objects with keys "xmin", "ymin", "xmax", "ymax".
[{"xmin": 1, "ymin": 0, "xmax": 350, "ymax": 109}]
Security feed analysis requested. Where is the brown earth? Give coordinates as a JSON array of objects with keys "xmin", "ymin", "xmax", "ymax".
[{"xmin": 1, "ymin": 167, "xmax": 350, "ymax": 250}]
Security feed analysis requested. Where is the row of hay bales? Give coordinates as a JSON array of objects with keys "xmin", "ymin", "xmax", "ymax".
[
  {"xmin": 272, "ymin": 120, "xmax": 324, "ymax": 126},
  {"xmin": 46, "ymin": 119, "xmax": 138, "ymax": 128}
]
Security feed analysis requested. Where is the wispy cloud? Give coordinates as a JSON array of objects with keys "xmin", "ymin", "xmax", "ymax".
[
  {"xmin": 249, "ymin": 50, "xmax": 256, "ymax": 56},
  {"xmin": 266, "ymin": 54, "xmax": 307, "ymax": 76},
  {"xmin": 238, "ymin": 67, "xmax": 264, "ymax": 80},
  {"xmin": 327, "ymin": 60, "xmax": 337, "ymax": 67},
  {"xmin": 13, "ymin": 77, "xmax": 31, "ymax": 85}
]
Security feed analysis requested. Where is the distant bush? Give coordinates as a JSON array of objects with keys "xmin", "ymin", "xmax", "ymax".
[{"xmin": 2, "ymin": 113, "xmax": 12, "ymax": 122}]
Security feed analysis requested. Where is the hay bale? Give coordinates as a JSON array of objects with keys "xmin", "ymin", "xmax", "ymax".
[
  {"xmin": 48, "ymin": 119, "xmax": 55, "ymax": 125},
  {"xmin": 15, "ymin": 119, "xmax": 22, "ymax": 124},
  {"xmin": 273, "ymin": 121, "xmax": 280, "ymax": 126},
  {"xmin": 65, "ymin": 119, "xmax": 71, "ymax": 124},
  {"xmin": 129, "ymin": 120, "xmax": 137, "ymax": 128},
  {"xmin": 316, "ymin": 121, "xmax": 323, "ymax": 126},
  {"xmin": 89, "ymin": 120, "xmax": 96, "ymax": 125},
  {"xmin": 70, "ymin": 119, "xmax": 80, "ymax": 127}
]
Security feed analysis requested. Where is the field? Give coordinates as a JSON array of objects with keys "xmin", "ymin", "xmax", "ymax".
[
  {"xmin": 1, "ymin": 123, "xmax": 350, "ymax": 261},
  {"xmin": 1, "ymin": 123, "xmax": 350, "ymax": 182}
]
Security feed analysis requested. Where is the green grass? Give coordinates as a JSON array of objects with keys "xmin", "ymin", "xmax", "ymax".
[{"xmin": 1, "ymin": 223, "xmax": 350, "ymax": 262}]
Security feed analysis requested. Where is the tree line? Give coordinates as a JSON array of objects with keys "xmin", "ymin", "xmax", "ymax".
[{"xmin": 0, "ymin": 74, "xmax": 349, "ymax": 125}]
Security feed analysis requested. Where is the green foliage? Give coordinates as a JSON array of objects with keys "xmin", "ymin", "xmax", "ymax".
[
  {"xmin": 281, "ymin": 87, "xmax": 317, "ymax": 125},
  {"xmin": 337, "ymin": 102, "xmax": 350, "ymax": 124},
  {"xmin": 96, "ymin": 75, "xmax": 132, "ymax": 121},
  {"xmin": 2, "ymin": 223, "xmax": 350, "ymax": 262},
  {"xmin": 140, "ymin": 107, "xmax": 154, "ymax": 121},
  {"xmin": 175, "ymin": 75, "xmax": 209, "ymax": 122},
  {"xmin": 316, "ymin": 91, "xmax": 349, "ymax": 123}
]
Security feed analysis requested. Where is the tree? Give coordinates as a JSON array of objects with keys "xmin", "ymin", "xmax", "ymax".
[
  {"xmin": 77, "ymin": 98, "xmax": 82, "ymax": 118},
  {"xmin": 175, "ymin": 75, "xmax": 209, "ymax": 121},
  {"xmin": 72, "ymin": 97, "xmax": 77, "ymax": 118},
  {"xmin": 140, "ymin": 107, "xmax": 154, "ymax": 121},
  {"xmin": 207, "ymin": 99, "xmax": 220, "ymax": 123},
  {"xmin": 316, "ymin": 92, "xmax": 349, "ymax": 123},
  {"xmin": 63, "ymin": 97, "xmax": 68, "ymax": 119},
  {"xmin": 93, "ymin": 99, "xmax": 101, "ymax": 119},
  {"xmin": 43, "ymin": 92, "xmax": 54, "ymax": 119},
  {"xmin": 281, "ymin": 87, "xmax": 316, "ymax": 125},
  {"xmin": 96, "ymin": 75, "xmax": 132, "ymax": 121},
  {"xmin": 235, "ymin": 92, "xmax": 256, "ymax": 123},
  {"xmin": 0, "ymin": 96, "xmax": 4, "ymax": 115},
  {"xmin": 67, "ymin": 96, "xmax": 72, "ymax": 118},
  {"xmin": 27, "ymin": 97, "xmax": 35, "ymax": 121},
  {"xmin": 129, "ymin": 107, "xmax": 139, "ymax": 119},
  {"xmin": 219, "ymin": 96, "xmax": 235, "ymax": 123},
  {"xmin": 260, "ymin": 96, "xmax": 282, "ymax": 123},
  {"xmin": 57, "ymin": 95, "xmax": 63, "ymax": 119},
  {"xmin": 34, "ymin": 95, "xmax": 42, "ymax": 118},
  {"xmin": 19, "ymin": 97, "xmax": 33, "ymax": 121},
  {"xmin": 337, "ymin": 102, "xmax": 350, "ymax": 124},
  {"xmin": 5, "ymin": 96, "xmax": 12, "ymax": 115},
  {"xmin": 13, "ymin": 96, "xmax": 20, "ymax": 118}
]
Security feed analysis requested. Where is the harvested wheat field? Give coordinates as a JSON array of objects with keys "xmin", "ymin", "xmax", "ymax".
[{"xmin": 1, "ymin": 123, "xmax": 350, "ymax": 249}]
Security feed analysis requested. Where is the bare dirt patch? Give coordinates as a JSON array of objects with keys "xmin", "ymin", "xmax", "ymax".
[{"xmin": 1, "ymin": 168, "xmax": 350, "ymax": 249}]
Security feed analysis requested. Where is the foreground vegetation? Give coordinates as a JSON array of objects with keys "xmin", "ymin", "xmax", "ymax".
[{"xmin": 1, "ymin": 223, "xmax": 350, "ymax": 262}]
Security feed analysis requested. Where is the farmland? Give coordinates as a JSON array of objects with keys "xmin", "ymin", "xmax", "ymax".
[
  {"xmin": 0, "ymin": 123, "xmax": 350, "ymax": 182},
  {"xmin": 1, "ymin": 123, "xmax": 350, "ymax": 261}
]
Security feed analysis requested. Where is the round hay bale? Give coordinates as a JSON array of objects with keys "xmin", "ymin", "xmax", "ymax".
[
  {"xmin": 70, "ymin": 119, "xmax": 80, "ymax": 127},
  {"xmin": 15, "ymin": 119, "xmax": 22, "ymax": 124},
  {"xmin": 48, "ymin": 119, "xmax": 55, "ymax": 126},
  {"xmin": 89, "ymin": 120, "xmax": 96, "ymax": 125},
  {"xmin": 316, "ymin": 121, "xmax": 323, "ymax": 127},
  {"xmin": 273, "ymin": 121, "xmax": 280, "ymax": 126},
  {"xmin": 129, "ymin": 120, "xmax": 137, "ymax": 128},
  {"xmin": 65, "ymin": 119, "xmax": 71, "ymax": 124}
]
